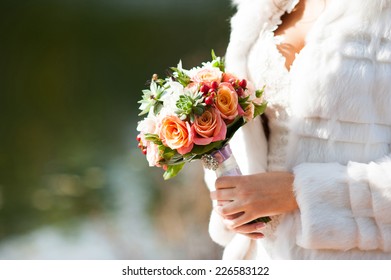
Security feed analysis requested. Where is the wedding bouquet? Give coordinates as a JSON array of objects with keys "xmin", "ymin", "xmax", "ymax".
[{"xmin": 136, "ymin": 51, "xmax": 267, "ymax": 180}]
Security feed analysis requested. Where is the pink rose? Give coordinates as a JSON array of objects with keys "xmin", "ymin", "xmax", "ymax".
[
  {"xmin": 215, "ymin": 82, "xmax": 239, "ymax": 121},
  {"xmin": 159, "ymin": 115, "xmax": 194, "ymax": 155},
  {"xmin": 192, "ymin": 67, "xmax": 222, "ymax": 87},
  {"xmin": 192, "ymin": 107, "xmax": 227, "ymax": 145}
]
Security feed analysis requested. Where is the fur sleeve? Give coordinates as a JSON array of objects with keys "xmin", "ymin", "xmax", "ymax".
[{"xmin": 293, "ymin": 154, "xmax": 391, "ymax": 252}]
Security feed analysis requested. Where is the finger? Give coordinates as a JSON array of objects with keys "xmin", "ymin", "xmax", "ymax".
[
  {"xmin": 210, "ymin": 189, "xmax": 235, "ymax": 200},
  {"xmin": 231, "ymin": 222, "xmax": 266, "ymax": 234},
  {"xmin": 240, "ymin": 232, "xmax": 265, "ymax": 239},
  {"xmin": 224, "ymin": 212, "xmax": 243, "ymax": 220},
  {"xmin": 217, "ymin": 200, "xmax": 231, "ymax": 206},
  {"xmin": 216, "ymin": 211, "xmax": 244, "ymax": 222},
  {"xmin": 215, "ymin": 176, "xmax": 241, "ymax": 190},
  {"xmin": 224, "ymin": 212, "xmax": 259, "ymax": 229},
  {"xmin": 215, "ymin": 201, "xmax": 243, "ymax": 217},
  {"xmin": 216, "ymin": 200, "xmax": 244, "ymax": 217}
]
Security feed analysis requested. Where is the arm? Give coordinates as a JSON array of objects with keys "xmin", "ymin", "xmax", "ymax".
[
  {"xmin": 211, "ymin": 154, "xmax": 391, "ymax": 251},
  {"xmin": 293, "ymin": 155, "xmax": 391, "ymax": 251},
  {"xmin": 211, "ymin": 171, "xmax": 297, "ymax": 239}
]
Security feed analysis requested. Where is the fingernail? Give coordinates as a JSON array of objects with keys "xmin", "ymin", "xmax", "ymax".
[{"xmin": 255, "ymin": 234, "xmax": 265, "ymax": 239}]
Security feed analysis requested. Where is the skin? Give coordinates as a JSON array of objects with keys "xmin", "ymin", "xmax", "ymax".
[
  {"xmin": 275, "ymin": 0, "xmax": 328, "ymax": 71},
  {"xmin": 210, "ymin": 0, "xmax": 328, "ymax": 239},
  {"xmin": 210, "ymin": 172, "xmax": 297, "ymax": 239}
]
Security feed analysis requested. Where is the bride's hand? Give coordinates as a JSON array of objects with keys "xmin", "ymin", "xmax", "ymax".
[{"xmin": 210, "ymin": 172, "xmax": 298, "ymax": 239}]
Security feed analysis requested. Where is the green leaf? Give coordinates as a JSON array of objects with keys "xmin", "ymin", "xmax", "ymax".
[
  {"xmin": 211, "ymin": 49, "xmax": 217, "ymax": 61},
  {"xmin": 238, "ymin": 96, "xmax": 250, "ymax": 111},
  {"xmin": 225, "ymin": 117, "xmax": 245, "ymax": 142},
  {"xmin": 189, "ymin": 141, "xmax": 224, "ymax": 156},
  {"xmin": 170, "ymin": 67, "xmax": 191, "ymax": 87},
  {"xmin": 210, "ymin": 49, "xmax": 225, "ymax": 72},
  {"xmin": 144, "ymin": 133, "xmax": 162, "ymax": 145},
  {"xmin": 153, "ymin": 102, "xmax": 163, "ymax": 115},
  {"xmin": 163, "ymin": 163, "xmax": 185, "ymax": 180},
  {"xmin": 160, "ymin": 146, "xmax": 175, "ymax": 161},
  {"xmin": 253, "ymin": 102, "xmax": 267, "ymax": 118},
  {"xmin": 239, "ymin": 95, "xmax": 250, "ymax": 103}
]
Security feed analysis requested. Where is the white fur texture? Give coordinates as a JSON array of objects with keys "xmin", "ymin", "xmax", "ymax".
[{"xmin": 205, "ymin": 0, "xmax": 391, "ymax": 259}]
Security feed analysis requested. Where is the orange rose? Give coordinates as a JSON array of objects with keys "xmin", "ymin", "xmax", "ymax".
[
  {"xmin": 193, "ymin": 108, "xmax": 227, "ymax": 145},
  {"xmin": 215, "ymin": 82, "xmax": 239, "ymax": 120},
  {"xmin": 159, "ymin": 115, "xmax": 194, "ymax": 155}
]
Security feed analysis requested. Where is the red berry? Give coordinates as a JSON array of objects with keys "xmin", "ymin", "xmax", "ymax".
[
  {"xmin": 138, "ymin": 143, "xmax": 143, "ymax": 149},
  {"xmin": 211, "ymin": 81, "xmax": 219, "ymax": 90},
  {"xmin": 205, "ymin": 95, "xmax": 214, "ymax": 105},
  {"xmin": 142, "ymin": 148, "xmax": 147, "ymax": 155},
  {"xmin": 136, "ymin": 134, "xmax": 141, "ymax": 142},
  {"xmin": 208, "ymin": 88, "xmax": 215, "ymax": 94},
  {"xmin": 236, "ymin": 87, "xmax": 244, "ymax": 96},
  {"xmin": 239, "ymin": 79, "xmax": 247, "ymax": 88},
  {"xmin": 200, "ymin": 84, "xmax": 210, "ymax": 95},
  {"xmin": 229, "ymin": 78, "xmax": 237, "ymax": 87}
]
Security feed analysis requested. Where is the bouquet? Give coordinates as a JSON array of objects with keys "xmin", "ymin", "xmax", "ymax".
[
  {"xmin": 137, "ymin": 50, "xmax": 270, "ymax": 223},
  {"xmin": 136, "ymin": 50, "xmax": 266, "ymax": 177}
]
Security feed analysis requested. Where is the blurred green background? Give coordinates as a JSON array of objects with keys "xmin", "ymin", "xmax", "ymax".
[{"xmin": 0, "ymin": 0, "xmax": 233, "ymax": 259}]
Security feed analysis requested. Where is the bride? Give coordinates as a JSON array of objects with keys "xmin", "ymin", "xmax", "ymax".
[{"xmin": 205, "ymin": 0, "xmax": 391, "ymax": 259}]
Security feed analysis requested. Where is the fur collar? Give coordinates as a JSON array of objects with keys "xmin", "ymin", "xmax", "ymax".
[{"xmin": 230, "ymin": 0, "xmax": 391, "ymax": 16}]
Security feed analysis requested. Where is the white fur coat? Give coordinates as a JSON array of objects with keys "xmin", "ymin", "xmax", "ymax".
[{"xmin": 204, "ymin": 0, "xmax": 391, "ymax": 259}]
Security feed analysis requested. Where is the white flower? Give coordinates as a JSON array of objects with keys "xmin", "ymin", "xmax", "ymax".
[
  {"xmin": 159, "ymin": 79, "xmax": 183, "ymax": 116},
  {"xmin": 137, "ymin": 112, "xmax": 158, "ymax": 136}
]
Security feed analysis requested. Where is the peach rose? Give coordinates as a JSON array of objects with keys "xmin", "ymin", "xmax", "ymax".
[
  {"xmin": 215, "ymin": 82, "xmax": 239, "ymax": 120},
  {"xmin": 159, "ymin": 115, "xmax": 194, "ymax": 155},
  {"xmin": 192, "ymin": 108, "xmax": 227, "ymax": 145},
  {"xmin": 192, "ymin": 67, "xmax": 222, "ymax": 87}
]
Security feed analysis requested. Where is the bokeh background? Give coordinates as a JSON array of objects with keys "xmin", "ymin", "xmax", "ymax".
[{"xmin": 0, "ymin": 0, "xmax": 235, "ymax": 259}]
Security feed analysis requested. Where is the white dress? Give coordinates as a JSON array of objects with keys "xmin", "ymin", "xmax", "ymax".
[{"xmin": 248, "ymin": 31, "xmax": 292, "ymax": 173}]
